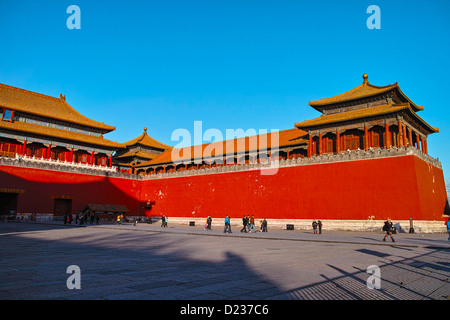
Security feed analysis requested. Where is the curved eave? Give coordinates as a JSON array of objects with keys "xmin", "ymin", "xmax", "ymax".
[
  {"xmin": 404, "ymin": 108, "xmax": 438, "ymax": 134},
  {"xmin": 135, "ymin": 128, "xmax": 309, "ymax": 168},
  {"xmin": 0, "ymin": 83, "xmax": 116, "ymax": 133},
  {"xmin": 0, "ymin": 120, "xmax": 121, "ymax": 149},
  {"xmin": 308, "ymin": 81, "xmax": 424, "ymax": 113},
  {"xmin": 308, "ymin": 82, "xmax": 399, "ymax": 110}
]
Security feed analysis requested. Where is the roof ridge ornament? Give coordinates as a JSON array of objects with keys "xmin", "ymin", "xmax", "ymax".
[{"xmin": 362, "ymin": 74, "xmax": 369, "ymax": 84}]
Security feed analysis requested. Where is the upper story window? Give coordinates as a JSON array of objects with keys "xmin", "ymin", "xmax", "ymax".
[{"xmin": 15, "ymin": 116, "xmax": 101, "ymax": 137}]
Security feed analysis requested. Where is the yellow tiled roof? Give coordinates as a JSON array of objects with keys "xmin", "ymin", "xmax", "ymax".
[
  {"xmin": 0, "ymin": 119, "xmax": 121, "ymax": 148},
  {"xmin": 0, "ymin": 83, "xmax": 115, "ymax": 132},
  {"xmin": 308, "ymin": 75, "xmax": 423, "ymax": 112},
  {"xmin": 295, "ymin": 102, "xmax": 438, "ymax": 133},
  {"xmin": 119, "ymin": 128, "xmax": 172, "ymax": 151},
  {"xmin": 116, "ymin": 150, "xmax": 160, "ymax": 159},
  {"xmin": 296, "ymin": 103, "xmax": 406, "ymax": 127},
  {"xmin": 136, "ymin": 128, "xmax": 308, "ymax": 167}
]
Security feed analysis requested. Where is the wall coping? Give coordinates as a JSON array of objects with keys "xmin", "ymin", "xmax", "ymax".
[
  {"xmin": 0, "ymin": 146, "xmax": 441, "ymax": 181},
  {"xmin": 141, "ymin": 146, "xmax": 442, "ymax": 180},
  {"xmin": 0, "ymin": 155, "xmax": 138, "ymax": 180}
]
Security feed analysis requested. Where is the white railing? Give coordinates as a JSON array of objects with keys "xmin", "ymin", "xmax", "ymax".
[
  {"xmin": 141, "ymin": 146, "xmax": 442, "ymax": 180},
  {"xmin": 15, "ymin": 154, "xmax": 117, "ymax": 172}
]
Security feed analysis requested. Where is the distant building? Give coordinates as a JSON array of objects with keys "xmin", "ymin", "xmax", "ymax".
[{"xmin": 113, "ymin": 128, "xmax": 172, "ymax": 174}]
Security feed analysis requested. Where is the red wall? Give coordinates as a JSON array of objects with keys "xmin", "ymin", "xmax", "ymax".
[
  {"xmin": 141, "ymin": 155, "xmax": 447, "ymax": 221},
  {"xmin": 0, "ymin": 165, "xmax": 142, "ymax": 215},
  {"xmin": 0, "ymin": 154, "xmax": 447, "ymax": 221}
]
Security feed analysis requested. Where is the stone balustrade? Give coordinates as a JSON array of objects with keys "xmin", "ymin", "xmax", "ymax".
[
  {"xmin": 142, "ymin": 146, "xmax": 442, "ymax": 180},
  {"xmin": 0, "ymin": 146, "xmax": 441, "ymax": 181},
  {"xmin": 0, "ymin": 154, "xmax": 137, "ymax": 179}
]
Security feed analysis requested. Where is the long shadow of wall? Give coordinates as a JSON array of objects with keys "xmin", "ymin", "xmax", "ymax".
[
  {"xmin": 0, "ymin": 223, "xmax": 285, "ymax": 300},
  {"xmin": 1, "ymin": 223, "xmax": 449, "ymax": 300}
]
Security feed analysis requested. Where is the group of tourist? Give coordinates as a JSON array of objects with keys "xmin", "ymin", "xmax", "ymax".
[
  {"xmin": 221, "ymin": 215, "xmax": 268, "ymax": 233},
  {"xmin": 312, "ymin": 220, "xmax": 323, "ymax": 234},
  {"xmin": 64, "ymin": 213, "xmax": 100, "ymax": 225},
  {"xmin": 58, "ymin": 211, "xmax": 450, "ymax": 244}
]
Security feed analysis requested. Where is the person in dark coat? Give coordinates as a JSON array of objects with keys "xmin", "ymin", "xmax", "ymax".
[
  {"xmin": 262, "ymin": 219, "xmax": 268, "ymax": 232},
  {"xmin": 382, "ymin": 218, "xmax": 395, "ymax": 242},
  {"xmin": 206, "ymin": 216, "xmax": 212, "ymax": 230},
  {"xmin": 240, "ymin": 215, "xmax": 248, "ymax": 233}
]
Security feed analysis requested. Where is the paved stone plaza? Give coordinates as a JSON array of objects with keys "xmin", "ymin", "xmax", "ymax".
[{"xmin": 0, "ymin": 220, "xmax": 449, "ymax": 300}]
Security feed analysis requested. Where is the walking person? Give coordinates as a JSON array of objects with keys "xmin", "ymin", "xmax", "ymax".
[
  {"xmin": 161, "ymin": 215, "xmax": 165, "ymax": 227},
  {"xmin": 446, "ymin": 218, "xmax": 450, "ymax": 242},
  {"xmin": 382, "ymin": 218, "xmax": 395, "ymax": 242},
  {"xmin": 224, "ymin": 215, "xmax": 232, "ymax": 233},
  {"xmin": 205, "ymin": 215, "xmax": 212, "ymax": 230},
  {"xmin": 240, "ymin": 215, "xmax": 248, "ymax": 233},
  {"xmin": 312, "ymin": 220, "xmax": 318, "ymax": 234},
  {"xmin": 248, "ymin": 215, "xmax": 256, "ymax": 233},
  {"xmin": 318, "ymin": 220, "xmax": 323, "ymax": 234},
  {"xmin": 262, "ymin": 218, "xmax": 268, "ymax": 232}
]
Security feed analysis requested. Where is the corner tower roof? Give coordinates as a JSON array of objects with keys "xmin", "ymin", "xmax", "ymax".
[
  {"xmin": 308, "ymin": 74, "xmax": 424, "ymax": 113},
  {"xmin": 0, "ymin": 83, "xmax": 116, "ymax": 133}
]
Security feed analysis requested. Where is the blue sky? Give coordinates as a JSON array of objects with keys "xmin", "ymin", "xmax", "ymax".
[{"xmin": 1, "ymin": 0, "xmax": 450, "ymax": 182}]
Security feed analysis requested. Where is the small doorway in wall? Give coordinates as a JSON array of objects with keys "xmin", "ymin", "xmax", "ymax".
[
  {"xmin": 0, "ymin": 192, "xmax": 18, "ymax": 215},
  {"xmin": 53, "ymin": 198, "xmax": 72, "ymax": 216}
]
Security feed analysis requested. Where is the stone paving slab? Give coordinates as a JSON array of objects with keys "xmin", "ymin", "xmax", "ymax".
[{"xmin": 0, "ymin": 221, "xmax": 449, "ymax": 302}]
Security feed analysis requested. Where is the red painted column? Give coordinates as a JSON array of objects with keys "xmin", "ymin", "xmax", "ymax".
[
  {"xmin": 308, "ymin": 134, "xmax": 312, "ymax": 158},
  {"xmin": 336, "ymin": 130, "xmax": 340, "ymax": 154},
  {"xmin": 286, "ymin": 149, "xmax": 290, "ymax": 160},
  {"xmin": 424, "ymin": 138, "xmax": 428, "ymax": 154},
  {"xmin": 416, "ymin": 134, "xmax": 420, "ymax": 149},
  {"xmin": 319, "ymin": 132, "xmax": 322, "ymax": 155},
  {"xmin": 70, "ymin": 148, "xmax": 74, "ymax": 162},
  {"xmin": 385, "ymin": 122, "xmax": 391, "ymax": 149},
  {"xmin": 22, "ymin": 140, "xmax": 27, "ymax": 156},
  {"xmin": 47, "ymin": 145, "xmax": 51, "ymax": 159},
  {"xmin": 364, "ymin": 125, "xmax": 369, "ymax": 151},
  {"xmin": 408, "ymin": 127, "xmax": 413, "ymax": 147},
  {"xmin": 403, "ymin": 124, "xmax": 408, "ymax": 147},
  {"xmin": 109, "ymin": 154, "xmax": 112, "ymax": 168},
  {"xmin": 397, "ymin": 120, "xmax": 403, "ymax": 147}
]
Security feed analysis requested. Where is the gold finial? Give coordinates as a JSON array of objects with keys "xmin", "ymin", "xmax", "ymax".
[
  {"xmin": 144, "ymin": 127, "xmax": 147, "ymax": 133},
  {"xmin": 362, "ymin": 74, "xmax": 368, "ymax": 84}
]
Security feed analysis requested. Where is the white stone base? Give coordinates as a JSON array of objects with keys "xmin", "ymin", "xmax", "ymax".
[{"xmin": 162, "ymin": 217, "xmax": 448, "ymax": 234}]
